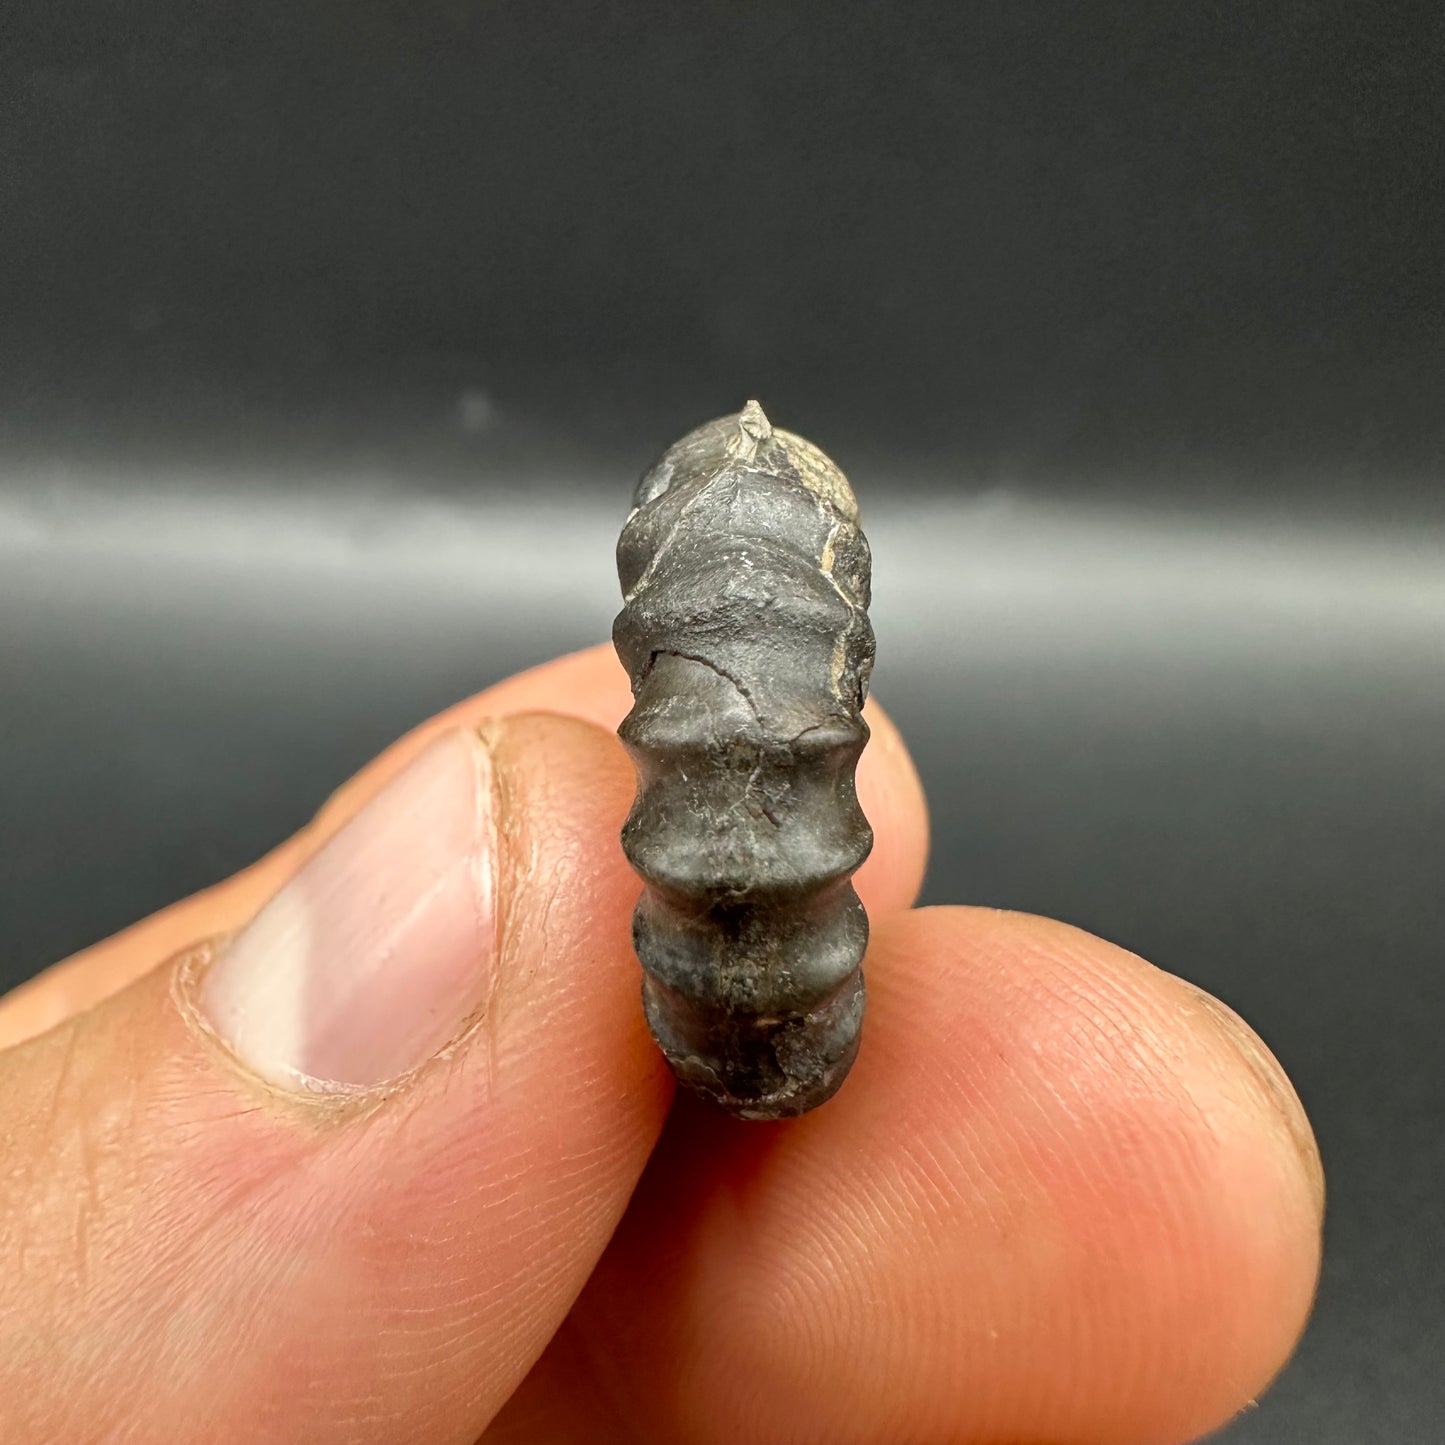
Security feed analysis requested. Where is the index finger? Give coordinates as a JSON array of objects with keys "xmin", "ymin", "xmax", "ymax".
[{"xmin": 543, "ymin": 906, "xmax": 1323, "ymax": 1445}]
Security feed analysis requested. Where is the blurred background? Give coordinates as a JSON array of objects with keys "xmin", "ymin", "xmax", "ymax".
[{"xmin": 1, "ymin": 3, "xmax": 1441, "ymax": 1438}]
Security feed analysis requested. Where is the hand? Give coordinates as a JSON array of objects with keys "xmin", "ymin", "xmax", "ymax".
[{"xmin": 0, "ymin": 645, "xmax": 1323, "ymax": 1444}]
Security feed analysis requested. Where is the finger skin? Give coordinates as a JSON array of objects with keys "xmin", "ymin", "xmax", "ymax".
[
  {"xmin": 0, "ymin": 717, "xmax": 671, "ymax": 1444},
  {"xmin": 497, "ymin": 907, "xmax": 1323, "ymax": 1445},
  {"xmin": 0, "ymin": 644, "xmax": 927, "ymax": 1048}
]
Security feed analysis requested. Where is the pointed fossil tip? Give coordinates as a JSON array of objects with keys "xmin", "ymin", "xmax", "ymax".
[
  {"xmin": 726, "ymin": 399, "xmax": 773, "ymax": 463},
  {"xmin": 739, "ymin": 399, "xmax": 772, "ymax": 439}
]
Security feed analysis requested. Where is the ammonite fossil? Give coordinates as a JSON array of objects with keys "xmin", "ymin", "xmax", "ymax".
[{"xmin": 612, "ymin": 401, "xmax": 875, "ymax": 1119}]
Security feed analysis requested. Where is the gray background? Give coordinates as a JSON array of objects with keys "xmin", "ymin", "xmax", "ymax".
[{"xmin": 2, "ymin": 3, "xmax": 1442, "ymax": 1438}]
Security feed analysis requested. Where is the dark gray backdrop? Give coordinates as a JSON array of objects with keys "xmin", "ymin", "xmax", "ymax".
[{"xmin": 2, "ymin": 4, "xmax": 1442, "ymax": 1439}]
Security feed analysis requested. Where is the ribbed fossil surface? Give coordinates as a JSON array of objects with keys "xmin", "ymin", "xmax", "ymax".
[{"xmin": 613, "ymin": 401, "xmax": 875, "ymax": 1119}]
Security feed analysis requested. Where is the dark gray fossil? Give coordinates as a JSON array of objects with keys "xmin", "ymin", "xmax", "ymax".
[{"xmin": 613, "ymin": 401, "xmax": 875, "ymax": 1119}]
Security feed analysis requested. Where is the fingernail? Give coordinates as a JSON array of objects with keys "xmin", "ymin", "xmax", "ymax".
[
  {"xmin": 1190, "ymin": 987, "xmax": 1326, "ymax": 1220},
  {"xmin": 200, "ymin": 729, "xmax": 499, "ymax": 1091}
]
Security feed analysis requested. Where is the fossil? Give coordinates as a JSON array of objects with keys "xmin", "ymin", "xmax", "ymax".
[{"xmin": 613, "ymin": 401, "xmax": 875, "ymax": 1119}]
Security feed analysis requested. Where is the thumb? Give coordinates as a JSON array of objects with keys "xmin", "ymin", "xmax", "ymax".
[{"xmin": 0, "ymin": 714, "xmax": 670, "ymax": 1444}]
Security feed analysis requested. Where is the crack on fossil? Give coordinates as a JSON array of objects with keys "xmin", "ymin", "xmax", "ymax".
[{"xmin": 648, "ymin": 646, "xmax": 765, "ymax": 731}]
